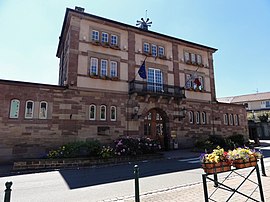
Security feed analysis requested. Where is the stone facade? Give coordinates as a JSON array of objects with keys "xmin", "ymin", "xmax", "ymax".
[{"xmin": 0, "ymin": 7, "xmax": 248, "ymax": 162}]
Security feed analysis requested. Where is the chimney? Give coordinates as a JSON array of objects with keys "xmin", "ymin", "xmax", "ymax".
[{"xmin": 75, "ymin": 6, "xmax": 85, "ymax": 12}]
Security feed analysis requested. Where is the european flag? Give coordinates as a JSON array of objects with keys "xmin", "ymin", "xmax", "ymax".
[{"xmin": 138, "ymin": 61, "xmax": 147, "ymax": 79}]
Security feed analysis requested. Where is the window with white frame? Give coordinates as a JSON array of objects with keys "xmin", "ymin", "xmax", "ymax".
[
  {"xmin": 89, "ymin": 104, "xmax": 96, "ymax": 120},
  {"xmin": 184, "ymin": 52, "xmax": 190, "ymax": 62},
  {"xmin": 100, "ymin": 105, "xmax": 106, "ymax": 120},
  {"xmin": 189, "ymin": 111, "xmax": 194, "ymax": 124},
  {"xmin": 143, "ymin": 43, "xmax": 150, "ymax": 53},
  {"xmin": 111, "ymin": 35, "xmax": 118, "ymax": 46},
  {"xmin": 196, "ymin": 111, "xmax": 200, "ymax": 124},
  {"xmin": 191, "ymin": 53, "xmax": 196, "ymax": 63},
  {"xmin": 100, "ymin": 59, "xmax": 108, "ymax": 76},
  {"xmin": 197, "ymin": 76, "xmax": 204, "ymax": 90},
  {"xmin": 92, "ymin": 30, "xmax": 99, "ymax": 41},
  {"xmin": 90, "ymin": 58, "xmax": 98, "ymax": 75},
  {"xmin": 9, "ymin": 99, "xmax": 20, "ymax": 119},
  {"xmin": 229, "ymin": 114, "xmax": 234, "ymax": 125},
  {"xmin": 39, "ymin": 101, "xmax": 48, "ymax": 119},
  {"xmin": 158, "ymin": 46, "xmax": 164, "ymax": 57},
  {"xmin": 266, "ymin": 101, "xmax": 270, "ymax": 108},
  {"xmin": 197, "ymin": 54, "xmax": 202, "ymax": 65},
  {"xmin": 224, "ymin": 113, "xmax": 228, "ymax": 125},
  {"xmin": 201, "ymin": 112, "xmax": 206, "ymax": 124},
  {"xmin": 234, "ymin": 114, "xmax": 239, "ymax": 126},
  {"xmin": 101, "ymin": 32, "xmax": 108, "ymax": 43},
  {"xmin": 110, "ymin": 106, "xmax": 116, "ymax": 121},
  {"xmin": 185, "ymin": 74, "xmax": 193, "ymax": 89},
  {"xmin": 151, "ymin": 45, "xmax": 157, "ymax": 57},
  {"xmin": 110, "ymin": 61, "xmax": 117, "ymax": 77},
  {"xmin": 147, "ymin": 68, "xmax": 163, "ymax": 92},
  {"xmin": 25, "ymin": 100, "xmax": 34, "ymax": 119}
]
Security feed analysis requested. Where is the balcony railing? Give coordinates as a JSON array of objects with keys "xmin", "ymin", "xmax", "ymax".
[{"xmin": 129, "ymin": 80, "xmax": 185, "ymax": 99}]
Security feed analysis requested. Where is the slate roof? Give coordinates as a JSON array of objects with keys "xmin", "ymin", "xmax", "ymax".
[{"xmin": 217, "ymin": 92, "xmax": 270, "ymax": 103}]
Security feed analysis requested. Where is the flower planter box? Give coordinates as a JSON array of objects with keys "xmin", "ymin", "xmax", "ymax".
[
  {"xmin": 233, "ymin": 157, "xmax": 258, "ymax": 169},
  {"xmin": 202, "ymin": 162, "xmax": 231, "ymax": 174}
]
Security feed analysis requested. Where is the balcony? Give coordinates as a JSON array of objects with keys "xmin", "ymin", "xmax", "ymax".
[{"xmin": 129, "ymin": 80, "xmax": 185, "ymax": 100}]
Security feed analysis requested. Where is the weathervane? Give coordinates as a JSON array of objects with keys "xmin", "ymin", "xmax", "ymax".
[{"xmin": 136, "ymin": 10, "xmax": 152, "ymax": 30}]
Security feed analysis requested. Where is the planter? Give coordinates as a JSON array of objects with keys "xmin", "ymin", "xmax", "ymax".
[
  {"xmin": 202, "ymin": 161, "xmax": 231, "ymax": 174},
  {"xmin": 233, "ymin": 157, "xmax": 257, "ymax": 169}
]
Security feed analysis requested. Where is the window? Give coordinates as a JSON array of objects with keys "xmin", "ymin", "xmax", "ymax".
[
  {"xmin": 110, "ymin": 106, "xmax": 116, "ymax": 121},
  {"xmin": 266, "ymin": 101, "xmax": 270, "ymax": 108},
  {"xmin": 224, "ymin": 114, "xmax": 228, "ymax": 125},
  {"xmin": 201, "ymin": 112, "xmax": 206, "ymax": 124},
  {"xmin": 92, "ymin": 30, "xmax": 99, "ymax": 41},
  {"xmin": 111, "ymin": 35, "xmax": 118, "ymax": 46},
  {"xmin": 191, "ymin": 53, "xmax": 196, "ymax": 63},
  {"xmin": 184, "ymin": 52, "xmax": 190, "ymax": 62},
  {"xmin": 151, "ymin": 45, "xmax": 157, "ymax": 57},
  {"xmin": 189, "ymin": 111, "xmax": 194, "ymax": 124},
  {"xmin": 101, "ymin": 32, "xmax": 108, "ymax": 43},
  {"xmin": 110, "ymin": 61, "xmax": 117, "ymax": 77},
  {"xmin": 229, "ymin": 114, "xmax": 234, "ymax": 125},
  {"xmin": 89, "ymin": 104, "xmax": 96, "ymax": 120},
  {"xmin": 9, "ymin": 99, "xmax": 20, "ymax": 119},
  {"xmin": 25, "ymin": 100, "xmax": 34, "ymax": 119},
  {"xmin": 100, "ymin": 105, "xmax": 106, "ymax": 120},
  {"xmin": 90, "ymin": 58, "xmax": 98, "ymax": 75},
  {"xmin": 100, "ymin": 59, "xmax": 108, "ymax": 76},
  {"xmin": 147, "ymin": 68, "xmax": 163, "ymax": 92},
  {"xmin": 234, "ymin": 114, "xmax": 239, "ymax": 126},
  {"xmin": 197, "ymin": 54, "xmax": 202, "ymax": 64},
  {"xmin": 143, "ymin": 43, "xmax": 150, "ymax": 53},
  {"xmin": 185, "ymin": 74, "xmax": 193, "ymax": 89},
  {"xmin": 196, "ymin": 111, "xmax": 200, "ymax": 124},
  {"xmin": 197, "ymin": 76, "xmax": 204, "ymax": 90},
  {"xmin": 39, "ymin": 101, "xmax": 48, "ymax": 119},
  {"xmin": 158, "ymin": 46, "xmax": 164, "ymax": 57}
]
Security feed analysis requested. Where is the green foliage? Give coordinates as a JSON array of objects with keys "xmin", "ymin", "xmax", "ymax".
[
  {"xmin": 47, "ymin": 140, "xmax": 101, "ymax": 158},
  {"xmin": 99, "ymin": 146, "xmax": 114, "ymax": 158},
  {"xmin": 195, "ymin": 134, "xmax": 246, "ymax": 152}
]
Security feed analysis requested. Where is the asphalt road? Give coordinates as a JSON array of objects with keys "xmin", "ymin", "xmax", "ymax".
[{"xmin": 0, "ymin": 146, "xmax": 269, "ymax": 202}]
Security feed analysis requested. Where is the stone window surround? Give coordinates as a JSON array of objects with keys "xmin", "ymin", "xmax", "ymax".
[
  {"xmin": 183, "ymin": 50, "xmax": 203, "ymax": 65},
  {"xmin": 144, "ymin": 61, "xmax": 168, "ymax": 85},
  {"xmin": 89, "ymin": 27, "xmax": 120, "ymax": 46},
  {"xmin": 25, "ymin": 100, "xmax": 34, "ymax": 119},
  {"xmin": 185, "ymin": 72, "xmax": 205, "ymax": 90},
  {"xmin": 142, "ymin": 40, "xmax": 165, "ymax": 57},
  {"xmin": 110, "ymin": 106, "xmax": 117, "ymax": 121},
  {"xmin": 88, "ymin": 52, "xmax": 121, "ymax": 78}
]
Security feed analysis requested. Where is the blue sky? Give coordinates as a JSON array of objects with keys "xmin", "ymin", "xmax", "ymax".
[{"xmin": 0, "ymin": 0, "xmax": 269, "ymax": 97}]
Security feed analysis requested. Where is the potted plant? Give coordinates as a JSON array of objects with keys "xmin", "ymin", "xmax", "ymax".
[
  {"xmin": 200, "ymin": 146, "xmax": 231, "ymax": 174},
  {"xmin": 228, "ymin": 147, "xmax": 261, "ymax": 169},
  {"xmin": 90, "ymin": 72, "xmax": 99, "ymax": 79}
]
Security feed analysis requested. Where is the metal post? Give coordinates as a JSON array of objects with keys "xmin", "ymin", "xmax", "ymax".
[
  {"xmin": 202, "ymin": 174, "xmax": 209, "ymax": 202},
  {"xmin": 259, "ymin": 150, "xmax": 267, "ymax": 177},
  {"xmin": 255, "ymin": 164, "xmax": 265, "ymax": 202},
  {"xmin": 213, "ymin": 173, "xmax": 218, "ymax": 187},
  {"xmin": 4, "ymin": 181, "xmax": 12, "ymax": 202},
  {"xmin": 134, "ymin": 165, "xmax": 140, "ymax": 202}
]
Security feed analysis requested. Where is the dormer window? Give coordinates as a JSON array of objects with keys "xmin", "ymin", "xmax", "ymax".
[{"xmin": 92, "ymin": 30, "xmax": 99, "ymax": 41}]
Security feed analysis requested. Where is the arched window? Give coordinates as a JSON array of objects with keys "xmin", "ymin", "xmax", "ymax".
[
  {"xmin": 89, "ymin": 104, "xmax": 96, "ymax": 120},
  {"xmin": 9, "ymin": 99, "xmax": 20, "ymax": 119},
  {"xmin": 110, "ymin": 106, "xmax": 116, "ymax": 121},
  {"xmin": 196, "ymin": 111, "xmax": 200, "ymax": 124},
  {"xmin": 201, "ymin": 112, "xmax": 206, "ymax": 124},
  {"xmin": 100, "ymin": 105, "xmax": 106, "ymax": 120},
  {"xmin": 25, "ymin": 100, "xmax": 34, "ymax": 119},
  {"xmin": 224, "ymin": 114, "xmax": 228, "ymax": 125},
  {"xmin": 229, "ymin": 114, "xmax": 234, "ymax": 125},
  {"xmin": 189, "ymin": 111, "xmax": 194, "ymax": 124},
  {"xmin": 234, "ymin": 114, "xmax": 239, "ymax": 126},
  {"xmin": 39, "ymin": 101, "xmax": 48, "ymax": 119}
]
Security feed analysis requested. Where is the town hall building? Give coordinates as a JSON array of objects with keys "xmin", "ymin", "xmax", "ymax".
[{"xmin": 0, "ymin": 7, "xmax": 248, "ymax": 161}]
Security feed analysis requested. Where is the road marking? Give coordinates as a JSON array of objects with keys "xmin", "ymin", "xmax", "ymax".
[{"xmin": 178, "ymin": 157, "xmax": 199, "ymax": 162}]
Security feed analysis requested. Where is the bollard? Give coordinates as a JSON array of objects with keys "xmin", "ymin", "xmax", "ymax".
[
  {"xmin": 4, "ymin": 181, "xmax": 12, "ymax": 202},
  {"xmin": 134, "ymin": 165, "xmax": 140, "ymax": 202}
]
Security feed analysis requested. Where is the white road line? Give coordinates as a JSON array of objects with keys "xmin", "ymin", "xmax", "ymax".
[{"xmin": 178, "ymin": 157, "xmax": 199, "ymax": 162}]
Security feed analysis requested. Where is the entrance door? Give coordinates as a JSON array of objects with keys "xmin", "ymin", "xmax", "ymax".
[{"xmin": 143, "ymin": 108, "xmax": 168, "ymax": 149}]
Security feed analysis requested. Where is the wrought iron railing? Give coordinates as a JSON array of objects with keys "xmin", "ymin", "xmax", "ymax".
[{"xmin": 129, "ymin": 80, "xmax": 185, "ymax": 98}]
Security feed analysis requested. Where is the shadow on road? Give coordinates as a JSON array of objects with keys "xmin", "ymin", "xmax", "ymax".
[{"xmin": 59, "ymin": 157, "xmax": 201, "ymax": 189}]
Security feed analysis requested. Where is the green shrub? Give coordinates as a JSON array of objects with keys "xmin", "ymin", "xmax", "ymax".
[{"xmin": 47, "ymin": 140, "xmax": 101, "ymax": 158}]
